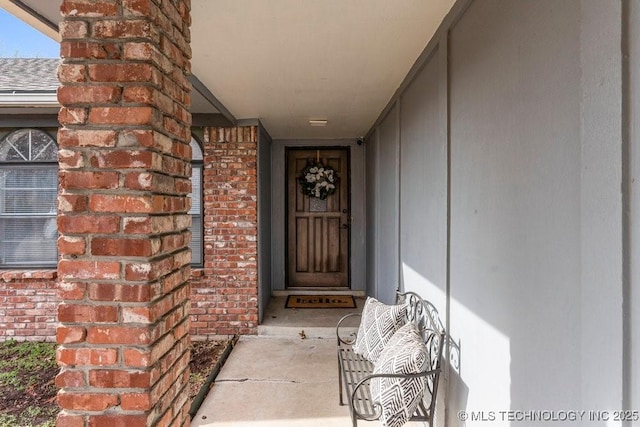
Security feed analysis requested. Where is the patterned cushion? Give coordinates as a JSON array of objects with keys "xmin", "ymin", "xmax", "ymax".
[
  {"xmin": 370, "ymin": 323, "xmax": 428, "ymax": 427},
  {"xmin": 352, "ymin": 297, "xmax": 407, "ymax": 363}
]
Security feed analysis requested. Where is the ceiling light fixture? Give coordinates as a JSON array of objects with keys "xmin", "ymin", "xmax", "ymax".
[{"xmin": 309, "ymin": 119, "xmax": 328, "ymax": 127}]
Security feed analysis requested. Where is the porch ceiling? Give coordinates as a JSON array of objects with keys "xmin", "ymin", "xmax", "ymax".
[{"xmin": 2, "ymin": 0, "xmax": 455, "ymax": 139}]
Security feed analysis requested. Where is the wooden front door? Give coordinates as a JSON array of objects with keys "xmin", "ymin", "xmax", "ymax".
[{"xmin": 287, "ymin": 148, "xmax": 349, "ymax": 287}]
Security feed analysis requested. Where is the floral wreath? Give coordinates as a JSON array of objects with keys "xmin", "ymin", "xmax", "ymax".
[{"xmin": 299, "ymin": 162, "xmax": 338, "ymax": 200}]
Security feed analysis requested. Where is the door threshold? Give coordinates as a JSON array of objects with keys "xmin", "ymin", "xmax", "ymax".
[{"xmin": 273, "ymin": 289, "xmax": 365, "ymax": 297}]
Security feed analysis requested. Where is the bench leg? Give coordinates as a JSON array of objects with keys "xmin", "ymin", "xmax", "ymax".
[
  {"xmin": 338, "ymin": 349, "xmax": 345, "ymax": 405},
  {"xmin": 338, "ymin": 367, "xmax": 344, "ymax": 405}
]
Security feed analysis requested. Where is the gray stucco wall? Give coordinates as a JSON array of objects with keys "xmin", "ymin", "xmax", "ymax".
[
  {"xmin": 578, "ymin": 0, "xmax": 624, "ymax": 413},
  {"xmin": 628, "ymin": 0, "xmax": 640, "ymax": 414},
  {"xmin": 399, "ymin": 46, "xmax": 447, "ymax": 312},
  {"xmin": 449, "ymin": 0, "xmax": 586, "ymax": 414},
  {"xmin": 372, "ymin": 107, "xmax": 400, "ymax": 304},
  {"xmin": 365, "ymin": 129, "xmax": 378, "ymax": 299},
  {"xmin": 257, "ymin": 124, "xmax": 272, "ymax": 322},
  {"xmin": 365, "ymin": 0, "xmax": 628, "ymax": 423}
]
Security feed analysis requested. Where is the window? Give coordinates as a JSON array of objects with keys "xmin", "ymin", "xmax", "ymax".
[
  {"xmin": 0, "ymin": 129, "xmax": 58, "ymax": 268},
  {"xmin": 189, "ymin": 137, "xmax": 203, "ymax": 266}
]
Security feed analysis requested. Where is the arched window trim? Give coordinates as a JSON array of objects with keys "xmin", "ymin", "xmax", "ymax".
[{"xmin": 0, "ymin": 128, "xmax": 58, "ymax": 163}]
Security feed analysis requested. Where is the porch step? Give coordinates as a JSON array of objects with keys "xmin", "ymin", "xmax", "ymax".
[
  {"xmin": 259, "ymin": 296, "xmax": 363, "ymax": 339},
  {"xmin": 258, "ymin": 324, "xmax": 358, "ymax": 339}
]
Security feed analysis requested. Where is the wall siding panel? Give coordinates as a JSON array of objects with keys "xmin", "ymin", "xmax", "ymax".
[
  {"xmin": 399, "ymin": 47, "xmax": 447, "ymax": 314},
  {"xmin": 628, "ymin": 0, "xmax": 640, "ymax": 412},
  {"xmin": 375, "ymin": 106, "xmax": 400, "ymax": 304},
  {"xmin": 449, "ymin": 0, "xmax": 583, "ymax": 415}
]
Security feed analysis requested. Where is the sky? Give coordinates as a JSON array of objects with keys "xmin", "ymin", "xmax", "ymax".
[{"xmin": 0, "ymin": 8, "xmax": 59, "ymax": 58}]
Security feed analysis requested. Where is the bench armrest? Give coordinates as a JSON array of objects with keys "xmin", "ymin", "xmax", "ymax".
[
  {"xmin": 350, "ymin": 367, "xmax": 442, "ymax": 421},
  {"xmin": 336, "ymin": 312, "xmax": 361, "ymax": 345}
]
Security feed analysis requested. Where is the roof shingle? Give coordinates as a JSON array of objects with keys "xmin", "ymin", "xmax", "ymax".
[{"xmin": 0, "ymin": 58, "xmax": 59, "ymax": 92}]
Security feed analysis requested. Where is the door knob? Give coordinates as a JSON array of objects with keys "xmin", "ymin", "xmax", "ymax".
[{"xmin": 341, "ymin": 224, "xmax": 349, "ymax": 229}]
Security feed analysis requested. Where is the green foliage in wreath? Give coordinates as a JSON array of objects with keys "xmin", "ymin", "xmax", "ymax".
[{"xmin": 298, "ymin": 162, "xmax": 338, "ymax": 200}]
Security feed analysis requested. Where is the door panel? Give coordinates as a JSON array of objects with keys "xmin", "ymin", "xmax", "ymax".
[{"xmin": 287, "ymin": 148, "xmax": 349, "ymax": 287}]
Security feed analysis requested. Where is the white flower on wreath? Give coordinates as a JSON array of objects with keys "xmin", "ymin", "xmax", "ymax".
[{"xmin": 299, "ymin": 162, "xmax": 338, "ymax": 200}]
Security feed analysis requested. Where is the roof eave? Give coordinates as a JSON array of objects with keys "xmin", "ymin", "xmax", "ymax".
[{"xmin": 0, "ymin": 92, "xmax": 59, "ymax": 107}]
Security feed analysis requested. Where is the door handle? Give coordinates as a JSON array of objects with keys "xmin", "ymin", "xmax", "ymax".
[{"xmin": 341, "ymin": 223, "xmax": 349, "ymax": 229}]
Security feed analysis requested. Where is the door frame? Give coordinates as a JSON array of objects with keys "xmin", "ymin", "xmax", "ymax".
[
  {"xmin": 285, "ymin": 146, "xmax": 351, "ymax": 289},
  {"xmin": 269, "ymin": 139, "xmax": 366, "ymax": 294}
]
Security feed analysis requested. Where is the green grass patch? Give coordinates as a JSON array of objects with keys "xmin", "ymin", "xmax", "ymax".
[
  {"xmin": 0, "ymin": 409, "xmax": 57, "ymax": 427},
  {"xmin": 0, "ymin": 340, "xmax": 57, "ymax": 391}
]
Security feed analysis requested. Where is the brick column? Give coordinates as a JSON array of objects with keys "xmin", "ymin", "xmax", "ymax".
[{"xmin": 56, "ymin": 1, "xmax": 192, "ymax": 426}]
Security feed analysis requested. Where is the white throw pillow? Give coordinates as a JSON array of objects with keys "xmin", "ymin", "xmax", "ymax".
[
  {"xmin": 370, "ymin": 323, "xmax": 428, "ymax": 427},
  {"xmin": 352, "ymin": 297, "xmax": 407, "ymax": 363}
]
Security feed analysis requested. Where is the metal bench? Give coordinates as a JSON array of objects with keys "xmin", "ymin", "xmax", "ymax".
[{"xmin": 336, "ymin": 291, "xmax": 445, "ymax": 427}]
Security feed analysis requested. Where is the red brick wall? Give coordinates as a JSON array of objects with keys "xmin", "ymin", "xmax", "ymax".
[
  {"xmin": 0, "ymin": 271, "xmax": 57, "ymax": 341},
  {"xmin": 191, "ymin": 126, "xmax": 259, "ymax": 338},
  {"xmin": 0, "ymin": 126, "xmax": 261, "ymax": 344}
]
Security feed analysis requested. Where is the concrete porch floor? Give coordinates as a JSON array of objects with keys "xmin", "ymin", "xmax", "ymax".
[
  {"xmin": 258, "ymin": 295, "xmax": 365, "ymax": 338},
  {"xmin": 191, "ymin": 295, "xmax": 364, "ymax": 426}
]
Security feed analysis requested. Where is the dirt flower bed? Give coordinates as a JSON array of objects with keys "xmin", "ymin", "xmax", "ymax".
[
  {"xmin": 0, "ymin": 340, "xmax": 57, "ymax": 427},
  {"xmin": 188, "ymin": 339, "xmax": 231, "ymax": 400},
  {"xmin": 0, "ymin": 339, "xmax": 231, "ymax": 427}
]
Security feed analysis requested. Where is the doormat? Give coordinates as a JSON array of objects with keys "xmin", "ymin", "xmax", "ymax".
[{"xmin": 285, "ymin": 295, "xmax": 357, "ymax": 309}]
